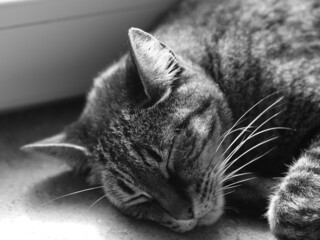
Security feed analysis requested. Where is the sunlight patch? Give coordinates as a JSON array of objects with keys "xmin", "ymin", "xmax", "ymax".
[{"xmin": 1, "ymin": 216, "xmax": 102, "ymax": 240}]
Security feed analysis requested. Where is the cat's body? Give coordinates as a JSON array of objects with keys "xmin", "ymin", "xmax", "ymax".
[
  {"xmin": 157, "ymin": 0, "xmax": 320, "ymax": 176},
  {"xmin": 22, "ymin": 0, "xmax": 320, "ymax": 239}
]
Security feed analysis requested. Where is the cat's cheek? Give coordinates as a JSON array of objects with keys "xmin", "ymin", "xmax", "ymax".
[
  {"xmin": 196, "ymin": 207, "xmax": 223, "ymax": 226},
  {"xmin": 196, "ymin": 192, "xmax": 225, "ymax": 226},
  {"xmin": 86, "ymin": 170, "xmax": 101, "ymax": 186}
]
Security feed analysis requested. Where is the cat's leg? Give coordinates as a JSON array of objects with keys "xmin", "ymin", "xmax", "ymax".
[{"xmin": 268, "ymin": 143, "xmax": 320, "ymax": 240}]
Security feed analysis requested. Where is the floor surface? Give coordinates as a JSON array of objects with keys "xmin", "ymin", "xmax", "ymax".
[{"xmin": 0, "ymin": 98, "xmax": 275, "ymax": 240}]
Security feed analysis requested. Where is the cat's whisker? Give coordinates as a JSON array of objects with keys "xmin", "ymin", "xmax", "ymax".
[
  {"xmin": 219, "ymin": 172, "xmax": 252, "ymax": 185},
  {"xmin": 247, "ymin": 111, "xmax": 288, "ymax": 137},
  {"xmin": 220, "ymin": 97, "xmax": 283, "ymax": 160},
  {"xmin": 214, "ymin": 119, "xmax": 248, "ymax": 155},
  {"xmin": 209, "ymin": 98, "xmax": 283, "ymax": 175},
  {"xmin": 224, "ymin": 205, "xmax": 240, "ymax": 214},
  {"xmin": 215, "ymin": 91, "xmax": 281, "ymax": 155},
  {"xmin": 222, "ymin": 147, "xmax": 276, "ymax": 183},
  {"xmin": 220, "ymin": 136, "xmax": 278, "ymax": 178},
  {"xmin": 222, "ymin": 191, "xmax": 236, "ymax": 197},
  {"xmin": 89, "ymin": 194, "xmax": 107, "ymax": 208},
  {"xmin": 220, "ymin": 124, "xmax": 285, "ymax": 170},
  {"xmin": 218, "ymin": 135, "xmax": 249, "ymax": 171},
  {"xmin": 42, "ymin": 186, "xmax": 104, "ymax": 206},
  {"xmin": 221, "ymin": 144, "xmax": 274, "ymax": 184},
  {"xmin": 215, "ymin": 108, "xmax": 289, "ymax": 178},
  {"xmin": 214, "ymin": 134, "xmax": 253, "ymax": 178},
  {"xmin": 214, "ymin": 126, "xmax": 255, "ymax": 158},
  {"xmin": 218, "ymin": 119, "xmax": 288, "ymax": 176},
  {"xmin": 207, "ymin": 95, "xmax": 283, "ymax": 175},
  {"xmin": 212, "ymin": 186, "xmax": 238, "ymax": 200},
  {"xmin": 220, "ymin": 177, "xmax": 256, "ymax": 192},
  {"xmin": 223, "ymin": 126, "xmax": 255, "ymax": 136}
]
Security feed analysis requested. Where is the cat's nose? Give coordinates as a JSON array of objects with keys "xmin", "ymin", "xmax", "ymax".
[
  {"xmin": 176, "ymin": 206, "xmax": 194, "ymax": 220},
  {"xmin": 145, "ymin": 173, "xmax": 195, "ymax": 220},
  {"xmin": 164, "ymin": 202, "xmax": 194, "ymax": 220},
  {"xmin": 153, "ymin": 190, "xmax": 194, "ymax": 220}
]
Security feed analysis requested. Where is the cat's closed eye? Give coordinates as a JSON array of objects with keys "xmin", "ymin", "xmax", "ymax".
[{"xmin": 124, "ymin": 193, "xmax": 153, "ymax": 207}]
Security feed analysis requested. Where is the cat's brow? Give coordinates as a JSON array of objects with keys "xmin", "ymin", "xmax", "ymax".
[
  {"xmin": 132, "ymin": 145, "xmax": 152, "ymax": 166},
  {"xmin": 132, "ymin": 144, "xmax": 164, "ymax": 164},
  {"xmin": 117, "ymin": 179, "xmax": 135, "ymax": 195},
  {"xmin": 109, "ymin": 167, "xmax": 134, "ymax": 184},
  {"xmin": 176, "ymin": 99, "xmax": 212, "ymax": 130},
  {"xmin": 144, "ymin": 147, "xmax": 163, "ymax": 163}
]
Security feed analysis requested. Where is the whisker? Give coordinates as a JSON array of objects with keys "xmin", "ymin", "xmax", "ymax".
[
  {"xmin": 223, "ymin": 147, "xmax": 276, "ymax": 182},
  {"xmin": 207, "ymin": 94, "xmax": 282, "ymax": 172},
  {"xmin": 220, "ymin": 136, "xmax": 278, "ymax": 178},
  {"xmin": 227, "ymin": 111, "xmax": 287, "ymax": 161},
  {"xmin": 89, "ymin": 194, "xmax": 107, "ymax": 208},
  {"xmin": 42, "ymin": 186, "xmax": 104, "ymax": 206},
  {"xmin": 217, "ymin": 135, "xmax": 250, "ymax": 172},
  {"xmin": 219, "ymin": 125, "xmax": 285, "ymax": 172},
  {"xmin": 214, "ymin": 119, "xmax": 248, "ymax": 155},
  {"xmin": 216, "ymin": 109, "xmax": 289, "ymax": 178},
  {"xmin": 212, "ymin": 134, "xmax": 248, "ymax": 175},
  {"xmin": 224, "ymin": 205, "xmax": 240, "ymax": 214},
  {"xmin": 221, "ymin": 190, "xmax": 236, "ymax": 198},
  {"xmin": 223, "ymin": 126, "xmax": 255, "ymax": 135},
  {"xmin": 220, "ymin": 97, "xmax": 283, "ymax": 161},
  {"xmin": 219, "ymin": 172, "xmax": 252, "ymax": 184},
  {"xmin": 212, "ymin": 187, "xmax": 237, "ymax": 200},
  {"xmin": 223, "ymin": 177, "xmax": 256, "ymax": 188},
  {"xmin": 246, "ymin": 110, "xmax": 289, "ymax": 138},
  {"xmin": 216, "ymin": 91, "xmax": 281, "ymax": 155},
  {"xmin": 219, "ymin": 177, "xmax": 256, "ymax": 193}
]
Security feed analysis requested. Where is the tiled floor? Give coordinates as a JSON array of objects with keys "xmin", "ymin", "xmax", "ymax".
[{"xmin": 0, "ymin": 98, "xmax": 275, "ymax": 240}]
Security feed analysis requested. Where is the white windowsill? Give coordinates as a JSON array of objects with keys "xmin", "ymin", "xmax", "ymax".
[{"xmin": 0, "ymin": 0, "xmax": 178, "ymax": 111}]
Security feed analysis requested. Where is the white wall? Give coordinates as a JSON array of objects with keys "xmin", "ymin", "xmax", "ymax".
[{"xmin": 0, "ymin": 0, "xmax": 178, "ymax": 111}]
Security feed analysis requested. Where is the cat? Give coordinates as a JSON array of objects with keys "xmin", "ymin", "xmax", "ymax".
[{"xmin": 21, "ymin": 0, "xmax": 320, "ymax": 239}]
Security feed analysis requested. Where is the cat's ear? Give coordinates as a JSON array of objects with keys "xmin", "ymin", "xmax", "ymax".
[
  {"xmin": 128, "ymin": 28, "xmax": 183, "ymax": 105},
  {"xmin": 20, "ymin": 132, "xmax": 90, "ymax": 169}
]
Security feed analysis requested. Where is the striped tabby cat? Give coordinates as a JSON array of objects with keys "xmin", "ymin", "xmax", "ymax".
[{"xmin": 22, "ymin": 0, "xmax": 320, "ymax": 239}]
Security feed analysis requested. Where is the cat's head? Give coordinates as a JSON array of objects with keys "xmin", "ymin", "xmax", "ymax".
[{"xmin": 22, "ymin": 28, "xmax": 232, "ymax": 232}]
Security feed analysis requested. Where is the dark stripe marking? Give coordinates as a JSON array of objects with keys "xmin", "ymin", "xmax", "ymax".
[
  {"xmin": 117, "ymin": 179, "xmax": 135, "ymax": 195},
  {"xmin": 195, "ymin": 182, "xmax": 202, "ymax": 194},
  {"xmin": 109, "ymin": 167, "xmax": 133, "ymax": 184},
  {"xmin": 133, "ymin": 145, "xmax": 152, "ymax": 166},
  {"xmin": 145, "ymin": 147, "xmax": 163, "ymax": 163},
  {"xmin": 200, "ymin": 178, "xmax": 210, "ymax": 202}
]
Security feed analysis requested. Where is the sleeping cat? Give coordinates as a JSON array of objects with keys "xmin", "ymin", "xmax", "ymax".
[{"xmin": 22, "ymin": 0, "xmax": 320, "ymax": 239}]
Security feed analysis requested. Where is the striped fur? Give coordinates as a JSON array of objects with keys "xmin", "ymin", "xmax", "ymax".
[
  {"xmin": 22, "ymin": 0, "xmax": 320, "ymax": 237},
  {"xmin": 268, "ymin": 148, "xmax": 320, "ymax": 240}
]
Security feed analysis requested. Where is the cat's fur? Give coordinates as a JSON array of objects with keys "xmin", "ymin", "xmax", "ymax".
[{"xmin": 22, "ymin": 0, "xmax": 320, "ymax": 239}]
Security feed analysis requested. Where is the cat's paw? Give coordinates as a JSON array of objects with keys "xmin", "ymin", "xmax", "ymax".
[
  {"xmin": 161, "ymin": 217, "xmax": 197, "ymax": 232},
  {"xmin": 197, "ymin": 208, "xmax": 223, "ymax": 226},
  {"xmin": 267, "ymin": 173, "xmax": 320, "ymax": 240}
]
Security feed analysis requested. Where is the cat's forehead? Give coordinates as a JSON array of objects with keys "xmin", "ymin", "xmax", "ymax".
[{"xmin": 83, "ymin": 59, "xmax": 127, "ymax": 116}]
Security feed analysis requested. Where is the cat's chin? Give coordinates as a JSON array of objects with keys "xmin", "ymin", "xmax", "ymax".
[
  {"xmin": 161, "ymin": 218, "xmax": 198, "ymax": 233},
  {"xmin": 161, "ymin": 206, "xmax": 224, "ymax": 232}
]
